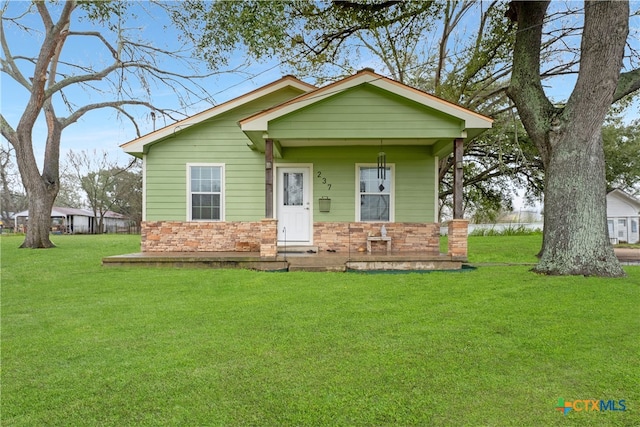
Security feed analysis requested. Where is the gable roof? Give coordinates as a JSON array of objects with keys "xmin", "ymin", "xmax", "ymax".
[
  {"xmin": 607, "ymin": 189, "xmax": 640, "ymax": 210},
  {"xmin": 240, "ymin": 68, "xmax": 493, "ymax": 134},
  {"xmin": 120, "ymin": 75, "xmax": 316, "ymax": 157}
]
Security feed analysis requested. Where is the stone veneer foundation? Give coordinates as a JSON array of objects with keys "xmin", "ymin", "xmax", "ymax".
[
  {"xmin": 141, "ymin": 220, "xmax": 467, "ymax": 259},
  {"xmin": 141, "ymin": 221, "xmax": 264, "ymax": 253},
  {"xmin": 313, "ymin": 222, "xmax": 440, "ymax": 255}
]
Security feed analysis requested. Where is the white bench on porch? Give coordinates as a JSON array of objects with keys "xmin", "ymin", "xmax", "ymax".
[{"xmin": 367, "ymin": 236, "xmax": 391, "ymax": 253}]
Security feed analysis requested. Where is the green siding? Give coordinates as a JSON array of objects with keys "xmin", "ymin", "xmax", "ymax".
[
  {"xmin": 277, "ymin": 146, "xmax": 437, "ymax": 222},
  {"xmin": 145, "ymin": 85, "xmax": 439, "ymax": 223},
  {"xmin": 145, "ymin": 87, "xmax": 304, "ymax": 221},
  {"xmin": 269, "ymin": 84, "xmax": 463, "ymax": 140}
]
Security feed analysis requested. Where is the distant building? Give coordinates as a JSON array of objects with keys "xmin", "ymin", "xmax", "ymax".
[
  {"xmin": 606, "ymin": 189, "xmax": 640, "ymax": 244},
  {"xmin": 13, "ymin": 207, "xmax": 131, "ymax": 234}
]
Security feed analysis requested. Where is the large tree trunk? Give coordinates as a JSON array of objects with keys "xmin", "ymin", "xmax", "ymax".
[
  {"xmin": 507, "ymin": 0, "xmax": 629, "ymax": 277},
  {"xmin": 13, "ymin": 129, "xmax": 59, "ymax": 248},
  {"xmin": 537, "ymin": 129, "xmax": 623, "ymax": 276},
  {"xmin": 21, "ymin": 178, "xmax": 57, "ymax": 248}
]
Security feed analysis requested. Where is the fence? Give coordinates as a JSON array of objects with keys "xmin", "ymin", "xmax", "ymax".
[{"xmin": 440, "ymin": 222, "xmax": 544, "ymax": 236}]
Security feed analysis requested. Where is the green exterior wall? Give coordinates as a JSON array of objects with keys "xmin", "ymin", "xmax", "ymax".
[
  {"xmin": 269, "ymin": 84, "xmax": 464, "ymax": 140},
  {"xmin": 277, "ymin": 146, "xmax": 437, "ymax": 223},
  {"xmin": 145, "ymin": 87, "xmax": 304, "ymax": 221},
  {"xmin": 144, "ymin": 84, "xmax": 445, "ymax": 223}
]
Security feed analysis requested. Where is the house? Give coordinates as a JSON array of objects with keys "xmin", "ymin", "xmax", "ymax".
[
  {"xmin": 607, "ymin": 189, "xmax": 640, "ymax": 244},
  {"xmin": 120, "ymin": 69, "xmax": 493, "ymax": 266},
  {"xmin": 13, "ymin": 207, "xmax": 130, "ymax": 234}
]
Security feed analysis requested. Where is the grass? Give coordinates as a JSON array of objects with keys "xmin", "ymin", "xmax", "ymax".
[
  {"xmin": 2, "ymin": 234, "xmax": 639, "ymax": 426},
  {"xmin": 441, "ymin": 234, "xmax": 542, "ymax": 264},
  {"xmin": 615, "ymin": 243, "xmax": 640, "ymax": 249}
]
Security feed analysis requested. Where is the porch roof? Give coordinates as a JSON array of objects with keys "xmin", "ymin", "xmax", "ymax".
[{"xmin": 240, "ymin": 69, "xmax": 493, "ymax": 158}]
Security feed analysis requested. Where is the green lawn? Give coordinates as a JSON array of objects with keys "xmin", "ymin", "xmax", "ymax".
[{"xmin": 2, "ymin": 234, "xmax": 638, "ymax": 426}]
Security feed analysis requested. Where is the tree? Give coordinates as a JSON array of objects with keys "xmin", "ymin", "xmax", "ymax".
[
  {"xmin": 55, "ymin": 167, "xmax": 84, "ymax": 209},
  {"xmin": 603, "ymin": 118, "xmax": 640, "ymax": 195},
  {"xmin": 0, "ymin": 143, "xmax": 28, "ymax": 228},
  {"xmin": 0, "ymin": 1, "xmax": 226, "ymax": 248},
  {"xmin": 506, "ymin": 1, "xmax": 640, "ymax": 277},
  {"xmin": 108, "ymin": 161, "xmax": 142, "ymax": 227},
  {"xmin": 66, "ymin": 149, "xmax": 141, "ymax": 234}
]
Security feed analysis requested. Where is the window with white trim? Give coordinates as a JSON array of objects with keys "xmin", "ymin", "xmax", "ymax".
[
  {"xmin": 618, "ymin": 219, "xmax": 626, "ymax": 238},
  {"xmin": 357, "ymin": 165, "xmax": 393, "ymax": 222},
  {"xmin": 188, "ymin": 164, "xmax": 224, "ymax": 221}
]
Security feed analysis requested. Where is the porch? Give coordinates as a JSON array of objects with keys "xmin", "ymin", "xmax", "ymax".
[
  {"xmin": 103, "ymin": 219, "xmax": 469, "ymax": 271},
  {"xmin": 102, "ymin": 250, "xmax": 465, "ymax": 272}
]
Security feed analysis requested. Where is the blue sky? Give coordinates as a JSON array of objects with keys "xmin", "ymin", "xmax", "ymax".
[
  {"xmin": 1, "ymin": 1, "xmax": 292, "ymax": 168},
  {"xmin": 2, "ymin": 1, "xmax": 639, "ymax": 204}
]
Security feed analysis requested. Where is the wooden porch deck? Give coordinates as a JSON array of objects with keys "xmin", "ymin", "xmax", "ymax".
[{"xmin": 102, "ymin": 250, "xmax": 466, "ymax": 272}]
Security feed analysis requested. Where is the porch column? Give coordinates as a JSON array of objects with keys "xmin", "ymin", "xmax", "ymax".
[
  {"xmin": 265, "ymin": 138, "xmax": 274, "ymax": 218},
  {"xmin": 260, "ymin": 218, "xmax": 278, "ymax": 258},
  {"xmin": 447, "ymin": 219, "xmax": 469, "ymax": 259},
  {"xmin": 453, "ymin": 138, "xmax": 464, "ymax": 219}
]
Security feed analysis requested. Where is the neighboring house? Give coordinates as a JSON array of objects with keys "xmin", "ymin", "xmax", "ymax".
[
  {"xmin": 121, "ymin": 69, "xmax": 493, "ymax": 258},
  {"xmin": 607, "ymin": 189, "xmax": 640, "ymax": 244},
  {"xmin": 13, "ymin": 207, "xmax": 129, "ymax": 234}
]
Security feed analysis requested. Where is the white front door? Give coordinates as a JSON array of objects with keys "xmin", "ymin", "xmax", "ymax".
[{"xmin": 277, "ymin": 167, "xmax": 311, "ymax": 243}]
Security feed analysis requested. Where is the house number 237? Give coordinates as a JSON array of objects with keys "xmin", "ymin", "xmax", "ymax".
[{"xmin": 316, "ymin": 171, "xmax": 332, "ymax": 190}]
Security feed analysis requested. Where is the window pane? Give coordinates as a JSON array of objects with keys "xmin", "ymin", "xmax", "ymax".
[
  {"xmin": 201, "ymin": 207, "xmax": 212, "ymax": 219},
  {"xmin": 191, "ymin": 167, "xmax": 201, "ymax": 192},
  {"xmin": 192, "ymin": 194, "xmax": 220, "ymax": 220},
  {"xmin": 360, "ymin": 194, "xmax": 390, "ymax": 221},
  {"xmin": 191, "ymin": 166, "xmax": 221, "ymax": 193},
  {"xmin": 212, "ymin": 167, "xmax": 221, "ymax": 192},
  {"xmin": 201, "ymin": 194, "xmax": 213, "ymax": 206},
  {"xmin": 359, "ymin": 166, "xmax": 391, "ymax": 221},
  {"xmin": 201, "ymin": 179, "xmax": 213, "ymax": 193},
  {"xmin": 359, "ymin": 167, "xmax": 390, "ymax": 193},
  {"xmin": 284, "ymin": 172, "xmax": 303, "ymax": 206},
  {"xmin": 201, "ymin": 167, "xmax": 212, "ymax": 180}
]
